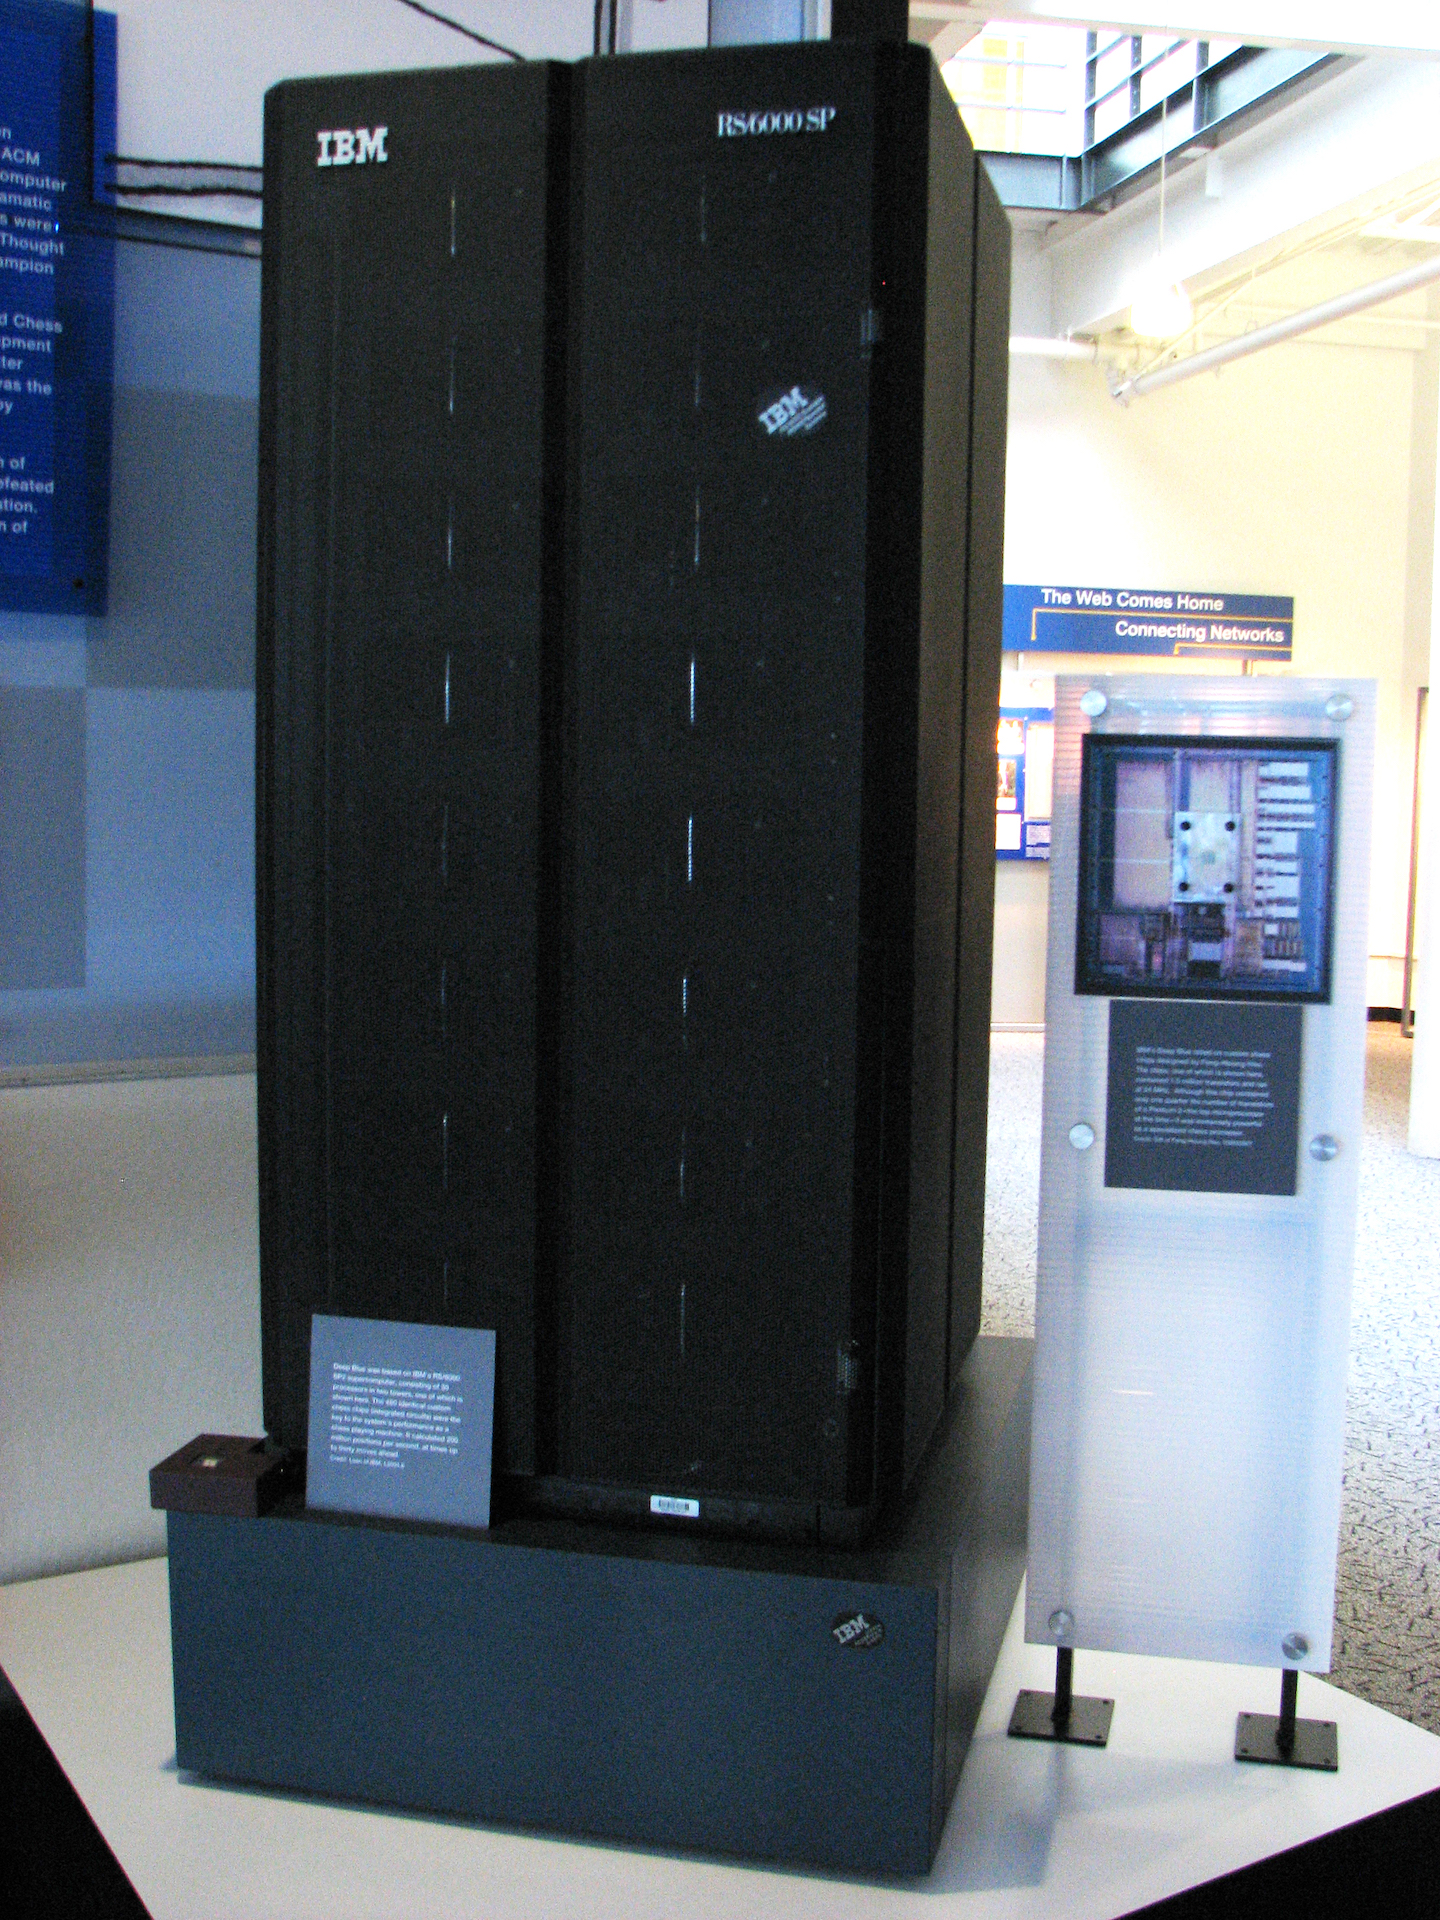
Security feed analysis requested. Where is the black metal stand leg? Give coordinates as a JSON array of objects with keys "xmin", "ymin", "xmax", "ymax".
[
  {"xmin": 1236, "ymin": 1667, "xmax": 1338, "ymax": 1771},
  {"xmin": 1009, "ymin": 1646, "xmax": 1113, "ymax": 1747},
  {"xmin": 1276, "ymin": 1666, "xmax": 1298, "ymax": 1758},
  {"xmin": 1053, "ymin": 1646, "xmax": 1074, "ymax": 1728}
]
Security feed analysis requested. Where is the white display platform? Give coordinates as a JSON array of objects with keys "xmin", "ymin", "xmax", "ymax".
[{"xmin": 3, "ymin": 1556, "xmax": 1438, "ymax": 1920}]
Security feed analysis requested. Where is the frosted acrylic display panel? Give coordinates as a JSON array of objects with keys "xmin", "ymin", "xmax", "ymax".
[{"xmin": 1028, "ymin": 675, "xmax": 1374, "ymax": 1671}]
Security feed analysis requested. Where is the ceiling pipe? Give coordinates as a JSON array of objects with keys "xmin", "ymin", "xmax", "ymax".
[
  {"xmin": 1111, "ymin": 250, "xmax": 1440, "ymax": 401},
  {"xmin": 1009, "ymin": 334, "xmax": 1100, "ymax": 361}
]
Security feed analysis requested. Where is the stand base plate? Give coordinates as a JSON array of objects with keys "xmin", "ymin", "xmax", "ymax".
[
  {"xmin": 1009, "ymin": 1688, "xmax": 1113, "ymax": 1746},
  {"xmin": 1235, "ymin": 1711, "xmax": 1338, "ymax": 1771}
]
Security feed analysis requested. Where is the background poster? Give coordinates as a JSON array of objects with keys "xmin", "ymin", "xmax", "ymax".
[{"xmin": 996, "ymin": 706, "xmax": 1053, "ymax": 861}]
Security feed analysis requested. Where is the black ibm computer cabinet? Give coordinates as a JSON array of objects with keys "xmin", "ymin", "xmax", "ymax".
[{"xmin": 257, "ymin": 39, "xmax": 1010, "ymax": 1545}]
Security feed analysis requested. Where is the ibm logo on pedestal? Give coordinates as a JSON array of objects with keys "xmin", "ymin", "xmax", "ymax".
[
  {"xmin": 316, "ymin": 127, "xmax": 389, "ymax": 168},
  {"xmin": 831, "ymin": 1608, "xmax": 885, "ymax": 1650}
]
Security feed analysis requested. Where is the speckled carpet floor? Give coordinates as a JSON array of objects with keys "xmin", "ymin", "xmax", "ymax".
[{"xmin": 979, "ymin": 1021, "xmax": 1440, "ymax": 1735}]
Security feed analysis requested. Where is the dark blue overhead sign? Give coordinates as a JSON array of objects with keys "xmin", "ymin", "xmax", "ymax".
[
  {"xmin": 1004, "ymin": 584, "xmax": 1293, "ymax": 661},
  {"xmin": 0, "ymin": 0, "xmax": 113, "ymax": 614}
]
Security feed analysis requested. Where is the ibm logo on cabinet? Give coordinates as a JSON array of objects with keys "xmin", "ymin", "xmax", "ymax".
[
  {"xmin": 756, "ymin": 384, "xmax": 828, "ymax": 438},
  {"xmin": 315, "ymin": 127, "xmax": 389, "ymax": 168}
]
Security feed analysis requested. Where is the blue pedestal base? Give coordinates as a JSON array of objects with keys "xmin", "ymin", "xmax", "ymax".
[{"xmin": 164, "ymin": 1336, "xmax": 1032, "ymax": 1875}]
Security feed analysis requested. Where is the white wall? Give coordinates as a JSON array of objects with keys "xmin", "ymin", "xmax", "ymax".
[
  {"xmin": 109, "ymin": 0, "xmax": 595, "ymax": 191},
  {"xmin": 0, "ymin": 1074, "xmax": 261, "ymax": 1584},
  {"xmin": 991, "ymin": 237, "xmax": 1423, "ymax": 1023}
]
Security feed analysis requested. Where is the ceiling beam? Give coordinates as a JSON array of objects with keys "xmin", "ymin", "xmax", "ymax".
[
  {"xmin": 909, "ymin": 3, "xmax": 1440, "ymax": 59},
  {"xmin": 1043, "ymin": 57, "xmax": 1440, "ymax": 335},
  {"xmin": 1111, "ymin": 248, "xmax": 1440, "ymax": 399}
]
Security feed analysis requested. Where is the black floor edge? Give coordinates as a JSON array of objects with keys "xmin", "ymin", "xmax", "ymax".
[
  {"xmin": 1127, "ymin": 1782, "xmax": 1440, "ymax": 1919},
  {"xmin": 5, "ymin": 1649, "xmax": 1436, "ymax": 1917},
  {"xmin": 0, "ymin": 1665, "xmax": 151, "ymax": 1920}
]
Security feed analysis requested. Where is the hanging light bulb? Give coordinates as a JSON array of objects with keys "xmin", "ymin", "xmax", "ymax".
[
  {"xmin": 1130, "ymin": 260, "xmax": 1194, "ymax": 340},
  {"xmin": 1127, "ymin": 61, "xmax": 1193, "ymax": 344}
]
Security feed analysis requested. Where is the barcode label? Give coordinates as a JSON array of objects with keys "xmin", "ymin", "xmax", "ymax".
[{"xmin": 650, "ymin": 1494, "xmax": 700, "ymax": 1518}]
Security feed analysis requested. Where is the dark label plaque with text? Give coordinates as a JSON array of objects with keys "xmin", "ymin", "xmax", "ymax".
[
  {"xmin": 1105, "ymin": 999, "xmax": 1302, "ymax": 1196},
  {"xmin": 307, "ymin": 1315, "xmax": 496, "ymax": 1528}
]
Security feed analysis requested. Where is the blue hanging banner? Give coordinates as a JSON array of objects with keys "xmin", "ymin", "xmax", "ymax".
[
  {"xmin": 0, "ymin": 0, "xmax": 114, "ymax": 614},
  {"xmin": 1004, "ymin": 584, "xmax": 1293, "ymax": 660}
]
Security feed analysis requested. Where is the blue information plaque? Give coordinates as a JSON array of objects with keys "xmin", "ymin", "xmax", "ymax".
[
  {"xmin": 0, "ymin": 0, "xmax": 114, "ymax": 614},
  {"xmin": 306, "ymin": 1315, "xmax": 496, "ymax": 1529}
]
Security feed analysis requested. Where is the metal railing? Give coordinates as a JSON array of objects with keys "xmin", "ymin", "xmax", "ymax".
[
  {"xmin": 949, "ymin": 20, "xmax": 1342, "ymax": 215},
  {"xmin": 1084, "ymin": 33, "xmax": 1221, "ymax": 148}
]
